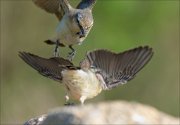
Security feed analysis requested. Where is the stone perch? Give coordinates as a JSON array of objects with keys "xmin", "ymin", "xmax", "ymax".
[{"xmin": 24, "ymin": 101, "xmax": 179, "ymax": 125}]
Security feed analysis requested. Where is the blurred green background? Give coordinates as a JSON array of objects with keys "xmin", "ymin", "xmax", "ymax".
[{"xmin": 1, "ymin": 0, "xmax": 179, "ymax": 124}]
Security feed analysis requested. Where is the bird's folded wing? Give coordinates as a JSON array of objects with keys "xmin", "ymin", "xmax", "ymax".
[
  {"xmin": 86, "ymin": 46, "xmax": 153, "ymax": 90},
  {"xmin": 19, "ymin": 52, "xmax": 74, "ymax": 82},
  {"xmin": 32, "ymin": 0, "xmax": 64, "ymax": 20}
]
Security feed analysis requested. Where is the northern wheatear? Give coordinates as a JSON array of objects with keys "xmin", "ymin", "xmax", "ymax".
[
  {"xmin": 19, "ymin": 46, "xmax": 153, "ymax": 104},
  {"xmin": 33, "ymin": 0, "xmax": 96, "ymax": 60}
]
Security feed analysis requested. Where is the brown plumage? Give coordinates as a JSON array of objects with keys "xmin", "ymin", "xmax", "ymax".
[
  {"xmin": 86, "ymin": 46, "xmax": 153, "ymax": 89},
  {"xmin": 32, "ymin": 0, "xmax": 97, "ymax": 59},
  {"xmin": 32, "ymin": 0, "xmax": 96, "ymax": 20},
  {"xmin": 32, "ymin": 0, "xmax": 62, "ymax": 19},
  {"xmin": 19, "ymin": 46, "xmax": 153, "ymax": 104},
  {"xmin": 19, "ymin": 52, "xmax": 74, "ymax": 82}
]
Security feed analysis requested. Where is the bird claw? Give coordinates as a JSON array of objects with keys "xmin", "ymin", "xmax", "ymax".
[
  {"xmin": 64, "ymin": 102, "xmax": 75, "ymax": 106},
  {"xmin": 53, "ymin": 40, "xmax": 60, "ymax": 57},
  {"xmin": 67, "ymin": 51, "xmax": 76, "ymax": 61},
  {"xmin": 53, "ymin": 51, "xmax": 59, "ymax": 57}
]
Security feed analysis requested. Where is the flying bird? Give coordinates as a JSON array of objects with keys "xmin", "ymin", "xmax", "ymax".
[
  {"xmin": 32, "ymin": 0, "xmax": 96, "ymax": 60},
  {"xmin": 19, "ymin": 46, "xmax": 153, "ymax": 105}
]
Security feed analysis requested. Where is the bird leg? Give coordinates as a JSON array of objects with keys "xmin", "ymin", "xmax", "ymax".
[
  {"xmin": 53, "ymin": 40, "xmax": 60, "ymax": 57},
  {"xmin": 67, "ymin": 45, "xmax": 76, "ymax": 61},
  {"xmin": 65, "ymin": 94, "xmax": 69, "ymax": 103},
  {"xmin": 80, "ymin": 96, "xmax": 86, "ymax": 105},
  {"xmin": 64, "ymin": 94, "xmax": 74, "ymax": 106},
  {"xmin": 44, "ymin": 39, "xmax": 60, "ymax": 57}
]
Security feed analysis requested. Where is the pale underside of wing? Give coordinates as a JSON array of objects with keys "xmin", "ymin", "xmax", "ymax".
[
  {"xmin": 32, "ymin": 0, "xmax": 64, "ymax": 20},
  {"xmin": 19, "ymin": 52, "xmax": 75, "ymax": 82},
  {"xmin": 86, "ymin": 46, "xmax": 153, "ymax": 90}
]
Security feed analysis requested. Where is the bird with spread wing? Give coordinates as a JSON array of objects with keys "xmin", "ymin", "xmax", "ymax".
[
  {"xmin": 19, "ymin": 46, "xmax": 153, "ymax": 105},
  {"xmin": 32, "ymin": 0, "xmax": 96, "ymax": 60}
]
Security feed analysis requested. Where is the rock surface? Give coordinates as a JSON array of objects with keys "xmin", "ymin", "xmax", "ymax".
[{"xmin": 24, "ymin": 101, "xmax": 179, "ymax": 125}]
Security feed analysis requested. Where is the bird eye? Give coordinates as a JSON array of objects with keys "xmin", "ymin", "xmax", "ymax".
[
  {"xmin": 76, "ymin": 32, "xmax": 80, "ymax": 35},
  {"xmin": 77, "ymin": 13, "xmax": 83, "ymax": 20},
  {"xmin": 79, "ymin": 14, "xmax": 83, "ymax": 18}
]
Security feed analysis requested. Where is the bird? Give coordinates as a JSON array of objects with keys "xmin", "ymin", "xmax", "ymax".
[
  {"xmin": 32, "ymin": 0, "xmax": 96, "ymax": 60},
  {"xmin": 19, "ymin": 46, "xmax": 153, "ymax": 105}
]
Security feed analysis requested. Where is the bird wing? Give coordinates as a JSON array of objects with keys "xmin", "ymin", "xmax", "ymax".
[
  {"xmin": 32, "ymin": 0, "xmax": 64, "ymax": 20},
  {"xmin": 86, "ymin": 46, "xmax": 153, "ymax": 90},
  {"xmin": 19, "ymin": 52, "xmax": 75, "ymax": 82},
  {"xmin": 77, "ymin": 0, "xmax": 96, "ymax": 9}
]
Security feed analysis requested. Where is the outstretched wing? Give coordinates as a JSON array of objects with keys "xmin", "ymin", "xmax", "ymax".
[
  {"xmin": 33, "ymin": 0, "xmax": 97, "ymax": 19},
  {"xmin": 19, "ymin": 52, "xmax": 74, "ymax": 82},
  {"xmin": 86, "ymin": 46, "xmax": 153, "ymax": 90},
  {"xmin": 32, "ymin": 0, "xmax": 64, "ymax": 20}
]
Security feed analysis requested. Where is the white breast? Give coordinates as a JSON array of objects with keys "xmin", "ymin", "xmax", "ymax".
[
  {"xmin": 55, "ymin": 15, "xmax": 85, "ymax": 46},
  {"xmin": 61, "ymin": 70, "xmax": 102, "ymax": 100}
]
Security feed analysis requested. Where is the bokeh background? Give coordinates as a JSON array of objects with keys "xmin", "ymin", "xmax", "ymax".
[{"xmin": 1, "ymin": 0, "xmax": 179, "ymax": 124}]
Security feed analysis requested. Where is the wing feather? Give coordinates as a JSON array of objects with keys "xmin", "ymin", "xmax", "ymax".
[
  {"xmin": 86, "ymin": 46, "xmax": 153, "ymax": 90},
  {"xmin": 19, "ymin": 52, "xmax": 74, "ymax": 82},
  {"xmin": 32, "ymin": 0, "xmax": 64, "ymax": 20}
]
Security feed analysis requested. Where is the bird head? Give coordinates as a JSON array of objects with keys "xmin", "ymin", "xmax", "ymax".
[{"xmin": 75, "ymin": 9, "xmax": 93, "ymax": 38}]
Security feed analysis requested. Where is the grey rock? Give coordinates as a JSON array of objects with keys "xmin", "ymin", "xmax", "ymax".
[{"xmin": 24, "ymin": 101, "xmax": 179, "ymax": 125}]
